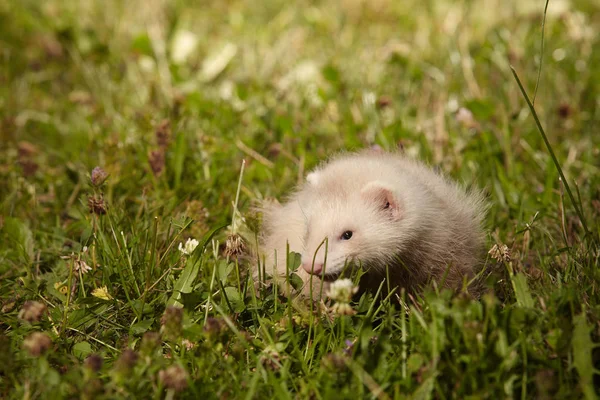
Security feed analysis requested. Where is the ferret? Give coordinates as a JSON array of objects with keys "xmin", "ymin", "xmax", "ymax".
[{"xmin": 256, "ymin": 150, "xmax": 487, "ymax": 300}]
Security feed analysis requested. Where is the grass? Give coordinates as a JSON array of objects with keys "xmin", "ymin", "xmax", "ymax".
[{"xmin": 1, "ymin": 0, "xmax": 600, "ymax": 398}]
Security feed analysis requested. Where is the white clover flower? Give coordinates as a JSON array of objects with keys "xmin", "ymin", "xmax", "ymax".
[
  {"xmin": 178, "ymin": 238, "xmax": 199, "ymax": 255},
  {"xmin": 327, "ymin": 278, "xmax": 358, "ymax": 304}
]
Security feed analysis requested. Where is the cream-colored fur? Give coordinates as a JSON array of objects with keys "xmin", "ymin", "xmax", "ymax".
[{"xmin": 256, "ymin": 150, "xmax": 487, "ymax": 299}]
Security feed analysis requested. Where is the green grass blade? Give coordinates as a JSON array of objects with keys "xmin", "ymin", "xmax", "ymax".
[{"xmin": 510, "ymin": 65, "xmax": 591, "ymax": 239}]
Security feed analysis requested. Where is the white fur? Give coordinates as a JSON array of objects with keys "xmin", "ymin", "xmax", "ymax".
[{"xmin": 257, "ymin": 150, "xmax": 487, "ymax": 298}]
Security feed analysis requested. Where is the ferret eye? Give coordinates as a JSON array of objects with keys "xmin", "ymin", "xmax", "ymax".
[
  {"xmin": 383, "ymin": 201, "xmax": 390, "ymax": 209},
  {"xmin": 340, "ymin": 231, "xmax": 353, "ymax": 240}
]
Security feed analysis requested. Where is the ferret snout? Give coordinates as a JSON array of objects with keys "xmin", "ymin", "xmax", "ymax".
[
  {"xmin": 301, "ymin": 261, "xmax": 324, "ymax": 275},
  {"xmin": 301, "ymin": 242, "xmax": 328, "ymax": 275}
]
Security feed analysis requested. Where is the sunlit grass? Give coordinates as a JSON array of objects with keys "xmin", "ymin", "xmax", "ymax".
[{"xmin": 1, "ymin": 0, "xmax": 599, "ymax": 398}]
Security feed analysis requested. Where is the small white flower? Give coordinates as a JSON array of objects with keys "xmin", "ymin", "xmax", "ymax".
[
  {"xmin": 178, "ymin": 238, "xmax": 199, "ymax": 255},
  {"xmin": 327, "ymin": 278, "xmax": 358, "ymax": 304}
]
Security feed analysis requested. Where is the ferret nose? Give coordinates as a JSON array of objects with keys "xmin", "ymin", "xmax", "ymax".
[{"xmin": 302, "ymin": 261, "xmax": 323, "ymax": 275}]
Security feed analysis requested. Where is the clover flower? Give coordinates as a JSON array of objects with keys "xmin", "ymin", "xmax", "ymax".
[
  {"xmin": 74, "ymin": 259, "xmax": 92, "ymax": 274},
  {"xmin": 160, "ymin": 306, "xmax": 183, "ymax": 341},
  {"xmin": 115, "ymin": 349, "xmax": 138, "ymax": 372},
  {"xmin": 23, "ymin": 332, "xmax": 52, "ymax": 357},
  {"xmin": 90, "ymin": 167, "xmax": 108, "ymax": 186},
  {"xmin": 327, "ymin": 279, "xmax": 358, "ymax": 303},
  {"xmin": 327, "ymin": 278, "xmax": 358, "ymax": 315},
  {"xmin": 489, "ymin": 243, "xmax": 511, "ymax": 263},
  {"xmin": 87, "ymin": 195, "xmax": 107, "ymax": 215},
  {"xmin": 178, "ymin": 238, "xmax": 199, "ymax": 255},
  {"xmin": 84, "ymin": 354, "xmax": 103, "ymax": 372},
  {"xmin": 159, "ymin": 365, "xmax": 188, "ymax": 392},
  {"xmin": 327, "ymin": 278, "xmax": 359, "ymax": 316},
  {"xmin": 140, "ymin": 332, "xmax": 161, "ymax": 356},
  {"xmin": 224, "ymin": 233, "xmax": 246, "ymax": 259},
  {"xmin": 18, "ymin": 301, "xmax": 47, "ymax": 323}
]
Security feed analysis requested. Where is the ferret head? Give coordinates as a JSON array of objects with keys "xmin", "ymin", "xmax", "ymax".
[{"xmin": 300, "ymin": 178, "xmax": 406, "ymax": 279}]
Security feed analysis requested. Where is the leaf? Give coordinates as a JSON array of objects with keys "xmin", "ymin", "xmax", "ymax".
[
  {"xmin": 223, "ymin": 286, "xmax": 245, "ymax": 313},
  {"xmin": 286, "ymin": 251, "xmax": 301, "ymax": 273},
  {"xmin": 46, "ymin": 276, "xmax": 68, "ymax": 303},
  {"xmin": 217, "ymin": 260, "xmax": 234, "ymax": 284},
  {"xmin": 167, "ymin": 223, "xmax": 227, "ymax": 306},
  {"xmin": 130, "ymin": 319, "xmax": 154, "ymax": 335},
  {"xmin": 72, "ymin": 341, "xmax": 93, "ymax": 359},
  {"xmin": 2, "ymin": 217, "xmax": 34, "ymax": 263},
  {"xmin": 167, "ymin": 256, "xmax": 201, "ymax": 307},
  {"xmin": 511, "ymin": 272, "xmax": 534, "ymax": 308},
  {"xmin": 288, "ymin": 273, "xmax": 304, "ymax": 291},
  {"xmin": 198, "ymin": 223, "xmax": 229, "ymax": 251},
  {"xmin": 180, "ymin": 291, "xmax": 205, "ymax": 309},
  {"xmin": 131, "ymin": 299, "xmax": 154, "ymax": 316},
  {"xmin": 572, "ymin": 313, "xmax": 598, "ymax": 400}
]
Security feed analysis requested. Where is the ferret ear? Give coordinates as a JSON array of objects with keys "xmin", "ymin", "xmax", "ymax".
[
  {"xmin": 361, "ymin": 181, "xmax": 402, "ymax": 220},
  {"xmin": 306, "ymin": 171, "xmax": 320, "ymax": 186}
]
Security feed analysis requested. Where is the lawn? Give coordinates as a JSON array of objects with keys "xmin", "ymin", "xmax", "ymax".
[{"xmin": 1, "ymin": 0, "xmax": 599, "ymax": 398}]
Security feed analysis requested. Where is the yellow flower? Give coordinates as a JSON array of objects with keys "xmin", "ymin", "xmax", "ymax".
[{"xmin": 92, "ymin": 286, "xmax": 112, "ymax": 300}]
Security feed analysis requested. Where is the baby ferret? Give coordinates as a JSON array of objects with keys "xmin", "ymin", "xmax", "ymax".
[{"xmin": 257, "ymin": 150, "xmax": 487, "ymax": 299}]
